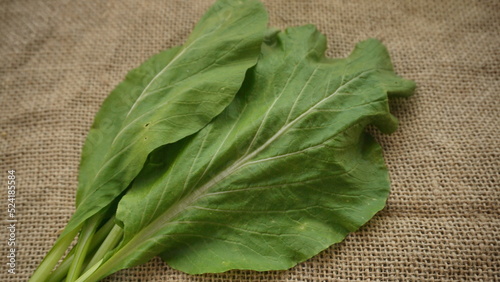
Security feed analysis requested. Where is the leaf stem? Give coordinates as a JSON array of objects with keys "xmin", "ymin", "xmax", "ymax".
[
  {"xmin": 74, "ymin": 259, "xmax": 103, "ymax": 282},
  {"xmin": 65, "ymin": 214, "xmax": 102, "ymax": 281},
  {"xmin": 71, "ymin": 230, "xmax": 142, "ymax": 282},
  {"xmin": 84, "ymin": 224, "xmax": 123, "ymax": 272},
  {"xmin": 49, "ymin": 249, "xmax": 74, "ymax": 282},
  {"xmin": 29, "ymin": 227, "xmax": 80, "ymax": 282},
  {"xmin": 49, "ymin": 216, "xmax": 117, "ymax": 281}
]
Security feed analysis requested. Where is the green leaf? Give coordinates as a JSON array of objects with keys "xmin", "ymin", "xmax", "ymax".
[
  {"xmin": 63, "ymin": 0, "xmax": 268, "ymax": 238},
  {"xmin": 89, "ymin": 25, "xmax": 415, "ymax": 277}
]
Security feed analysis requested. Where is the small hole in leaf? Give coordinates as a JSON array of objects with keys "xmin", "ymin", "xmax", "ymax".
[{"xmin": 144, "ymin": 123, "xmax": 150, "ymax": 127}]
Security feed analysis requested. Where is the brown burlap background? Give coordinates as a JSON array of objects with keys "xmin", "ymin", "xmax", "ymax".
[{"xmin": 1, "ymin": 0, "xmax": 498, "ymax": 281}]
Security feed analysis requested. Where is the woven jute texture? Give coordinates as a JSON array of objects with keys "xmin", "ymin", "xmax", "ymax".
[{"xmin": 1, "ymin": 0, "xmax": 498, "ymax": 281}]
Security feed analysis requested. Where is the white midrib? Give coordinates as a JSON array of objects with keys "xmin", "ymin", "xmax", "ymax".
[{"xmin": 133, "ymin": 69, "xmax": 374, "ymax": 241}]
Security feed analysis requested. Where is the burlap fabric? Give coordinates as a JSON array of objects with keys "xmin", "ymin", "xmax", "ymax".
[{"xmin": 1, "ymin": 0, "xmax": 498, "ymax": 281}]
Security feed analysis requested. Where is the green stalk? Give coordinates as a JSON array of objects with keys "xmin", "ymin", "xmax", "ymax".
[
  {"xmin": 29, "ymin": 227, "xmax": 80, "ymax": 282},
  {"xmin": 84, "ymin": 224, "xmax": 123, "ymax": 272},
  {"xmin": 90, "ymin": 216, "xmax": 118, "ymax": 249},
  {"xmin": 65, "ymin": 214, "xmax": 102, "ymax": 281},
  {"xmin": 72, "ymin": 219, "xmax": 166, "ymax": 282},
  {"xmin": 49, "ymin": 253, "xmax": 72, "ymax": 282},
  {"xmin": 71, "ymin": 232, "xmax": 143, "ymax": 282},
  {"xmin": 74, "ymin": 259, "xmax": 104, "ymax": 282},
  {"xmin": 49, "ymin": 216, "xmax": 117, "ymax": 281}
]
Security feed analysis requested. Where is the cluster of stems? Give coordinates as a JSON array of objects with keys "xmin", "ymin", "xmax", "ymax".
[{"xmin": 30, "ymin": 213, "xmax": 125, "ymax": 282}]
